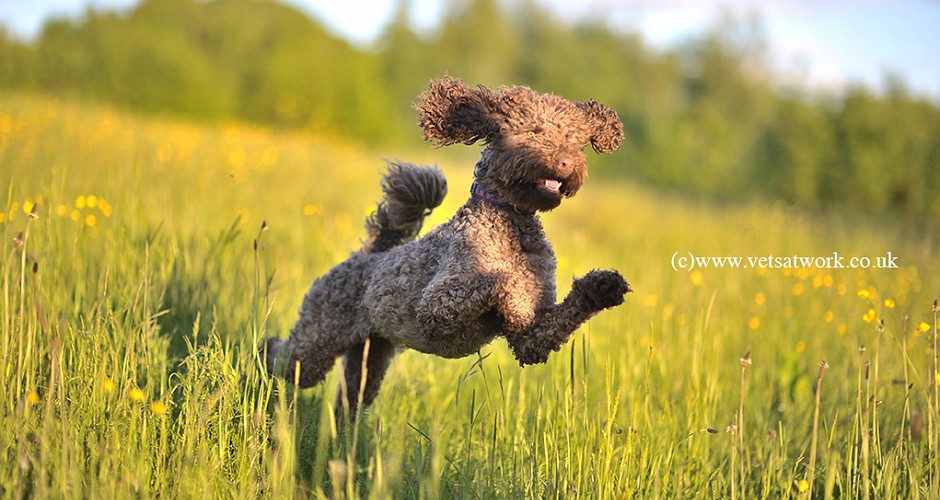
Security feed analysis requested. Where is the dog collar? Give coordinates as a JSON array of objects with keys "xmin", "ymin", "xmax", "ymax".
[{"xmin": 470, "ymin": 181, "xmax": 513, "ymax": 209}]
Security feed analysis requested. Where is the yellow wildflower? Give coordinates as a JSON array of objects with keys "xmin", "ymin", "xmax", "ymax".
[
  {"xmin": 149, "ymin": 401, "xmax": 168, "ymax": 416},
  {"xmin": 857, "ymin": 289, "xmax": 870, "ymax": 299},
  {"xmin": 127, "ymin": 387, "xmax": 145, "ymax": 402},
  {"xmin": 798, "ymin": 479, "xmax": 809, "ymax": 493},
  {"xmin": 84, "ymin": 214, "xmax": 97, "ymax": 228},
  {"xmin": 75, "ymin": 195, "xmax": 86, "ymax": 209},
  {"xmin": 303, "ymin": 204, "xmax": 321, "ymax": 216},
  {"xmin": 795, "ymin": 340, "xmax": 806, "ymax": 353},
  {"xmin": 792, "ymin": 283, "xmax": 804, "ymax": 296},
  {"xmin": 823, "ymin": 310, "xmax": 834, "ymax": 323},
  {"xmin": 862, "ymin": 309, "xmax": 877, "ymax": 323},
  {"xmin": 26, "ymin": 391, "xmax": 40, "ymax": 405},
  {"xmin": 754, "ymin": 292, "xmax": 766, "ymax": 305},
  {"xmin": 662, "ymin": 303, "xmax": 675, "ymax": 318},
  {"xmin": 86, "ymin": 195, "xmax": 97, "ymax": 208},
  {"xmin": 690, "ymin": 270, "xmax": 703, "ymax": 286},
  {"xmin": 748, "ymin": 316, "xmax": 760, "ymax": 330},
  {"xmin": 884, "ymin": 298, "xmax": 895, "ymax": 309},
  {"xmin": 99, "ymin": 200, "xmax": 113, "ymax": 218},
  {"xmin": 917, "ymin": 322, "xmax": 931, "ymax": 333},
  {"xmin": 56, "ymin": 204, "xmax": 68, "ymax": 217},
  {"xmin": 102, "ymin": 378, "xmax": 115, "ymax": 393},
  {"xmin": 228, "ymin": 148, "xmax": 246, "ymax": 168}
]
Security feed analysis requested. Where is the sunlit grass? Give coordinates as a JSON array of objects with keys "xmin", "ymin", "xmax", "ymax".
[{"xmin": 1, "ymin": 93, "xmax": 939, "ymax": 497}]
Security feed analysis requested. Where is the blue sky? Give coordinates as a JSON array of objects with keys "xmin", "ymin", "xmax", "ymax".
[{"xmin": 1, "ymin": 0, "xmax": 938, "ymax": 100}]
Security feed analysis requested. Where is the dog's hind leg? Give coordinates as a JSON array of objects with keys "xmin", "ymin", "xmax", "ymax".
[
  {"xmin": 263, "ymin": 332, "xmax": 361, "ymax": 389},
  {"xmin": 335, "ymin": 337, "xmax": 398, "ymax": 423}
]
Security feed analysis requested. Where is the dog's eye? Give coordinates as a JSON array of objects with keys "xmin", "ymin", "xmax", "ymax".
[{"xmin": 530, "ymin": 127, "xmax": 544, "ymax": 135}]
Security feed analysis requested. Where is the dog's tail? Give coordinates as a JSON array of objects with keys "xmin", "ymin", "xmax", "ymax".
[{"xmin": 363, "ymin": 161, "xmax": 447, "ymax": 253}]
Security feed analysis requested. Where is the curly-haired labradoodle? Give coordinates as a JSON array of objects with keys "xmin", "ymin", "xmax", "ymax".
[{"xmin": 264, "ymin": 75, "xmax": 631, "ymax": 420}]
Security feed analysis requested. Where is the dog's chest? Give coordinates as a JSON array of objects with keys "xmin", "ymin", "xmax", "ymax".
[{"xmin": 468, "ymin": 209, "xmax": 557, "ymax": 308}]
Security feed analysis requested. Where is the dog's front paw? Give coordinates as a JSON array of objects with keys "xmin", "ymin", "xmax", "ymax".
[{"xmin": 574, "ymin": 269, "xmax": 632, "ymax": 311}]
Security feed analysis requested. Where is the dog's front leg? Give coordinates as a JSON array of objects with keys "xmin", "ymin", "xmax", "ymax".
[{"xmin": 506, "ymin": 269, "xmax": 630, "ymax": 365}]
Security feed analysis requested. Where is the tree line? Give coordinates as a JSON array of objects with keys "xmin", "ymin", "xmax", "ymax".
[{"xmin": 1, "ymin": 0, "xmax": 938, "ymax": 219}]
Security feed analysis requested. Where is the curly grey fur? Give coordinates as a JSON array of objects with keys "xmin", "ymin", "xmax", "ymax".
[
  {"xmin": 263, "ymin": 75, "xmax": 631, "ymax": 422},
  {"xmin": 365, "ymin": 161, "xmax": 447, "ymax": 252}
]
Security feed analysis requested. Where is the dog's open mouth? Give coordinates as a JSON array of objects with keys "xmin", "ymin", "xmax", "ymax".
[{"xmin": 539, "ymin": 179, "xmax": 563, "ymax": 195}]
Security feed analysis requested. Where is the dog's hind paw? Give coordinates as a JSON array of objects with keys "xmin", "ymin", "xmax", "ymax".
[
  {"xmin": 260, "ymin": 338, "xmax": 284, "ymax": 375},
  {"xmin": 574, "ymin": 269, "xmax": 632, "ymax": 311}
]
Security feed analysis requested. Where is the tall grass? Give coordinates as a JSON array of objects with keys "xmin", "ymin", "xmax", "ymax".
[{"xmin": 2, "ymin": 93, "xmax": 939, "ymax": 497}]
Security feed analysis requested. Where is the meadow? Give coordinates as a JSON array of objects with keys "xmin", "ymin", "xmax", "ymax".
[{"xmin": 2, "ymin": 93, "xmax": 939, "ymax": 498}]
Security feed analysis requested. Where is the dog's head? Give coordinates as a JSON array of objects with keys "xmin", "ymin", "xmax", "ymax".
[{"xmin": 416, "ymin": 75, "xmax": 623, "ymax": 212}]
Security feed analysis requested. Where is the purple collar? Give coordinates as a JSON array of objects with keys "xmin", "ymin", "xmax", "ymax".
[{"xmin": 471, "ymin": 181, "xmax": 513, "ymax": 209}]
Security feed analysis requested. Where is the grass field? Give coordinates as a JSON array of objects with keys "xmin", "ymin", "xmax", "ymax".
[{"xmin": 2, "ymin": 93, "xmax": 940, "ymax": 498}]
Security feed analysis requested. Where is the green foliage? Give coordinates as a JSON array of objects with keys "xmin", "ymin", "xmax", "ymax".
[
  {"xmin": 372, "ymin": 3, "xmax": 940, "ymax": 221},
  {"xmin": 0, "ymin": 0, "xmax": 937, "ymax": 215}
]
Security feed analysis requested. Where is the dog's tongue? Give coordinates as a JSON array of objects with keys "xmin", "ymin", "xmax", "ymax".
[{"xmin": 543, "ymin": 179, "xmax": 562, "ymax": 193}]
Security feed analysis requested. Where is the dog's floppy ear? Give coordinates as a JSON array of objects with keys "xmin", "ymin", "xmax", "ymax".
[
  {"xmin": 415, "ymin": 75, "xmax": 500, "ymax": 147},
  {"xmin": 578, "ymin": 99, "xmax": 624, "ymax": 154}
]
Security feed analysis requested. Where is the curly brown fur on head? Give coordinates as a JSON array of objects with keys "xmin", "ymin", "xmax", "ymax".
[
  {"xmin": 415, "ymin": 74, "xmax": 500, "ymax": 146},
  {"xmin": 416, "ymin": 75, "xmax": 624, "ymax": 213}
]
